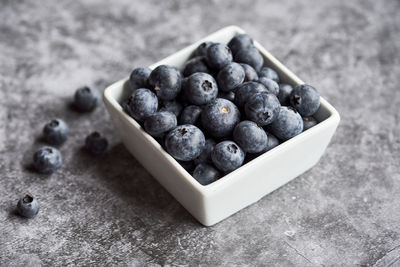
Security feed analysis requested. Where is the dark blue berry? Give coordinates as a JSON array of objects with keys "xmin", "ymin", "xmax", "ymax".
[
  {"xmin": 195, "ymin": 41, "xmax": 214, "ymax": 57},
  {"xmin": 228, "ymin": 34, "xmax": 254, "ymax": 55},
  {"xmin": 17, "ymin": 194, "xmax": 40, "ymax": 218},
  {"xmin": 234, "ymin": 46, "xmax": 264, "ymax": 71},
  {"xmin": 217, "ymin": 62, "xmax": 245, "ymax": 92},
  {"xmin": 165, "ymin": 125, "xmax": 205, "ymax": 161},
  {"xmin": 277, "ymin": 83, "xmax": 294, "ymax": 105},
  {"xmin": 290, "ymin": 84, "xmax": 320, "ymax": 116},
  {"xmin": 245, "ymin": 92, "xmax": 281, "ymax": 126},
  {"xmin": 85, "ymin": 132, "xmax": 108, "ymax": 155},
  {"xmin": 183, "ymin": 56, "xmax": 210, "ymax": 77},
  {"xmin": 33, "ymin": 146, "xmax": 62, "ymax": 174},
  {"xmin": 178, "ymin": 160, "xmax": 195, "ymax": 173},
  {"xmin": 179, "ymin": 105, "xmax": 202, "ymax": 125},
  {"xmin": 43, "ymin": 119, "xmax": 68, "ymax": 145},
  {"xmin": 159, "ymin": 100, "xmax": 183, "ymax": 117},
  {"xmin": 125, "ymin": 88, "xmax": 158, "ymax": 121},
  {"xmin": 211, "ymin": 141, "xmax": 245, "ymax": 173},
  {"xmin": 74, "ymin": 86, "xmax": 100, "ymax": 112},
  {"xmin": 240, "ymin": 63, "xmax": 259, "ymax": 82},
  {"xmin": 144, "ymin": 111, "xmax": 177, "ymax": 137},
  {"xmin": 218, "ymin": 91, "xmax": 235, "ymax": 102},
  {"xmin": 149, "ymin": 65, "xmax": 182, "ymax": 100},
  {"xmin": 258, "ymin": 67, "xmax": 280, "ymax": 83},
  {"xmin": 206, "ymin": 43, "xmax": 233, "ymax": 70},
  {"xmin": 302, "ymin": 116, "xmax": 318, "ymax": 131},
  {"xmin": 234, "ymin": 81, "xmax": 268, "ymax": 108},
  {"xmin": 257, "ymin": 77, "xmax": 279, "ymax": 95},
  {"xmin": 264, "ymin": 132, "xmax": 280, "ymax": 152},
  {"xmin": 183, "ymin": 72, "xmax": 218, "ymax": 105},
  {"xmin": 201, "ymin": 98, "xmax": 241, "ymax": 138},
  {"xmin": 233, "ymin": 121, "xmax": 268, "ymax": 153},
  {"xmin": 267, "ymin": 106, "xmax": 303, "ymax": 141},
  {"xmin": 129, "ymin": 67, "xmax": 151, "ymax": 92},
  {"xmin": 194, "ymin": 138, "xmax": 216, "ymax": 165},
  {"xmin": 193, "ymin": 163, "xmax": 220, "ymax": 185}
]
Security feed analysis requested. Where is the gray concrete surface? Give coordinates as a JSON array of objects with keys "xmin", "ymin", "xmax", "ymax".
[{"xmin": 1, "ymin": 0, "xmax": 400, "ymax": 266}]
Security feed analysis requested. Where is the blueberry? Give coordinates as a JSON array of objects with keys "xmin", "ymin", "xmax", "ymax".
[
  {"xmin": 43, "ymin": 119, "xmax": 68, "ymax": 145},
  {"xmin": 302, "ymin": 116, "xmax": 318, "ymax": 131},
  {"xmin": 85, "ymin": 132, "xmax": 108, "ymax": 155},
  {"xmin": 159, "ymin": 100, "xmax": 183, "ymax": 117},
  {"xmin": 125, "ymin": 88, "xmax": 158, "ymax": 121},
  {"xmin": 211, "ymin": 141, "xmax": 245, "ymax": 173},
  {"xmin": 144, "ymin": 111, "xmax": 177, "ymax": 137},
  {"xmin": 16, "ymin": 194, "xmax": 40, "ymax": 218},
  {"xmin": 129, "ymin": 67, "xmax": 151, "ymax": 91},
  {"xmin": 33, "ymin": 146, "xmax": 62, "ymax": 174},
  {"xmin": 267, "ymin": 106, "xmax": 303, "ymax": 141},
  {"xmin": 165, "ymin": 125, "xmax": 205, "ymax": 161},
  {"xmin": 194, "ymin": 138, "xmax": 216, "ymax": 165},
  {"xmin": 240, "ymin": 63, "xmax": 259, "ymax": 82},
  {"xmin": 183, "ymin": 56, "xmax": 210, "ymax": 77},
  {"xmin": 264, "ymin": 132, "xmax": 280, "ymax": 151},
  {"xmin": 217, "ymin": 62, "xmax": 245, "ymax": 92},
  {"xmin": 228, "ymin": 34, "xmax": 254, "ymax": 55},
  {"xmin": 149, "ymin": 65, "xmax": 182, "ymax": 100},
  {"xmin": 193, "ymin": 163, "xmax": 220, "ymax": 185},
  {"xmin": 277, "ymin": 83, "xmax": 294, "ymax": 105},
  {"xmin": 234, "ymin": 81, "xmax": 268, "ymax": 108},
  {"xmin": 290, "ymin": 84, "xmax": 320, "ymax": 116},
  {"xmin": 201, "ymin": 98, "xmax": 241, "ymax": 138},
  {"xmin": 178, "ymin": 160, "xmax": 195, "ymax": 173},
  {"xmin": 233, "ymin": 121, "xmax": 268, "ymax": 153},
  {"xmin": 218, "ymin": 91, "xmax": 235, "ymax": 102},
  {"xmin": 195, "ymin": 41, "xmax": 214, "ymax": 57},
  {"xmin": 257, "ymin": 77, "xmax": 279, "ymax": 95},
  {"xmin": 179, "ymin": 105, "xmax": 202, "ymax": 125},
  {"xmin": 258, "ymin": 67, "xmax": 280, "ymax": 83},
  {"xmin": 234, "ymin": 46, "xmax": 264, "ymax": 72},
  {"xmin": 74, "ymin": 86, "xmax": 100, "ymax": 112},
  {"xmin": 206, "ymin": 43, "xmax": 233, "ymax": 70},
  {"xmin": 183, "ymin": 72, "xmax": 218, "ymax": 105},
  {"xmin": 245, "ymin": 92, "xmax": 281, "ymax": 126}
]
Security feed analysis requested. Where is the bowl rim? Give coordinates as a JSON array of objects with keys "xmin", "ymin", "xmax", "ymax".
[{"xmin": 103, "ymin": 25, "xmax": 341, "ymax": 197}]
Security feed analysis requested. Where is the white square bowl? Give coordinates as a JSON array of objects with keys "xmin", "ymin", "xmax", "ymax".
[{"xmin": 103, "ymin": 25, "xmax": 340, "ymax": 226}]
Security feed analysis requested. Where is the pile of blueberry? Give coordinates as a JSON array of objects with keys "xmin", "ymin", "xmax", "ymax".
[
  {"xmin": 18, "ymin": 86, "xmax": 109, "ymax": 218},
  {"xmin": 123, "ymin": 34, "xmax": 320, "ymax": 186}
]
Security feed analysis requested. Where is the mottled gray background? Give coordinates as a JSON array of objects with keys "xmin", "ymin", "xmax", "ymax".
[{"xmin": 1, "ymin": 0, "xmax": 399, "ymax": 266}]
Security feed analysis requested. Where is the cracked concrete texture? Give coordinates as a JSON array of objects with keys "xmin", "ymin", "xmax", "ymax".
[{"xmin": 1, "ymin": 0, "xmax": 400, "ymax": 266}]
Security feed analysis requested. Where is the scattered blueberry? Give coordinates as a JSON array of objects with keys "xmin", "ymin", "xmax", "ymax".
[
  {"xmin": 217, "ymin": 62, "xmax": 245, "ymax": 92},
  {"xmin": 277, "ymin": 83, "xmax": 294, "ymax": 105},
  {"xmin": 206, "ymin": 43, "xmax": 233, "ymax": 70},
  {"xmin": 218, "ymin": 91, "xmax": 235, "ymax": 102},
  {"xmin": 234, "ymin": 46, "xmax": 263, "ymax": 71},
  {"xmin": 165, "ymin": 125, "xmax": 205, "ymax": 161},
  {"xmin": 144, "ymin": 111, "xmax": 177, "ymax": 137},
  {"xmin": 43, "ymin": 119, "xmax": 68, "ymax": 145},
  {"xmin": 211, "ymin": 141, "xmax": 245, "ymax": 173},
  {"xmin": 290, "ymin": 84, "xmax": 320, "ymax": 116},
  {"xmin": 302, "ymin": 116, "xmax": 318, "ymax": 131},
  {"xmin": 234, "ymin": 81, "xmax": 268, "ymax": 108},
  {"xmin": 179, "ymin": 105, "xmax": 202, "ymax": 125},
  {"xmin": 183, "ymin": 57, "xmax": 210, "ymax": 77},
  {"xmin": 183, "ymin": 72, "xmax": 218, "ymax": 105},
  {"xmin": 85, "ymin": 132, "xmax": 108, "ymax": 155},
  {"xmin": 159, "ymin": 100, "xmax": 182, "ymax": 117},
  {"xmin": 194, "ymin": 138, "xmax": 216, "ymax": 165},
  {"xmin": 245, "ymin": 92, "xmax": 281, "ymax": 126},
  {"xmin": 16, "ymin": 194, "xmax": 40, "ymax": 218},
  {"xmin": 125, "ymin": 88, "xmax": 158, "ymax": 121},
  {"xmin": 257, "ymin": 77, "xmax": 279, "ymax": 95},
  {"xmin": 258, "ymin": 67, "xmax": 280, "ymax": 83},
  {"xmin": 195, "ymin": 41, "xmax": 214, "ymax": 57},
  {"xmin": 149, "ymin": 65, "xmax": 182, "ymax": 100},
  {"xmin": 201, "ymin": 98, "xmax": 241, "ymax": 138},
  {"xmin": 233, "ymin": 121, "xmax": 268, "ymax": 153},
  {"xmin": 129, "ymin": 67, "xmax": 151, "ymax": 91},
  {"xmin": 267, "ymin": 106, "xmax": 303, "ymax": 141},
  {"xmin": 74, "ymin": 86, "xmax": 100, "ymax": 112},
  {"xmin": 33, "ymin": 146, "xmax": 62, "ymax": 174},
  {"xmin": 228, "ymin": 34, "xmax": 254, "ymax": 55},
  {"xmin": 193, "ymin": 163, "xmax": 220, "ymax": 185},
  {"xmin": 240, "ymin": 63, "xmax": 259, "ymax": 82}
]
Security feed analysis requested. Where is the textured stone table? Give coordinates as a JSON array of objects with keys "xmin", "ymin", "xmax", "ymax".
[{"xmin": 1, "ymin": 0, "xmax": 400, "ymax": 266}]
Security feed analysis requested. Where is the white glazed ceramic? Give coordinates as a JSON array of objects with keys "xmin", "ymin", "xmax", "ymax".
[{"xmin": 103, "ymin": 25, "xmax": 340, "ymax": 226}]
